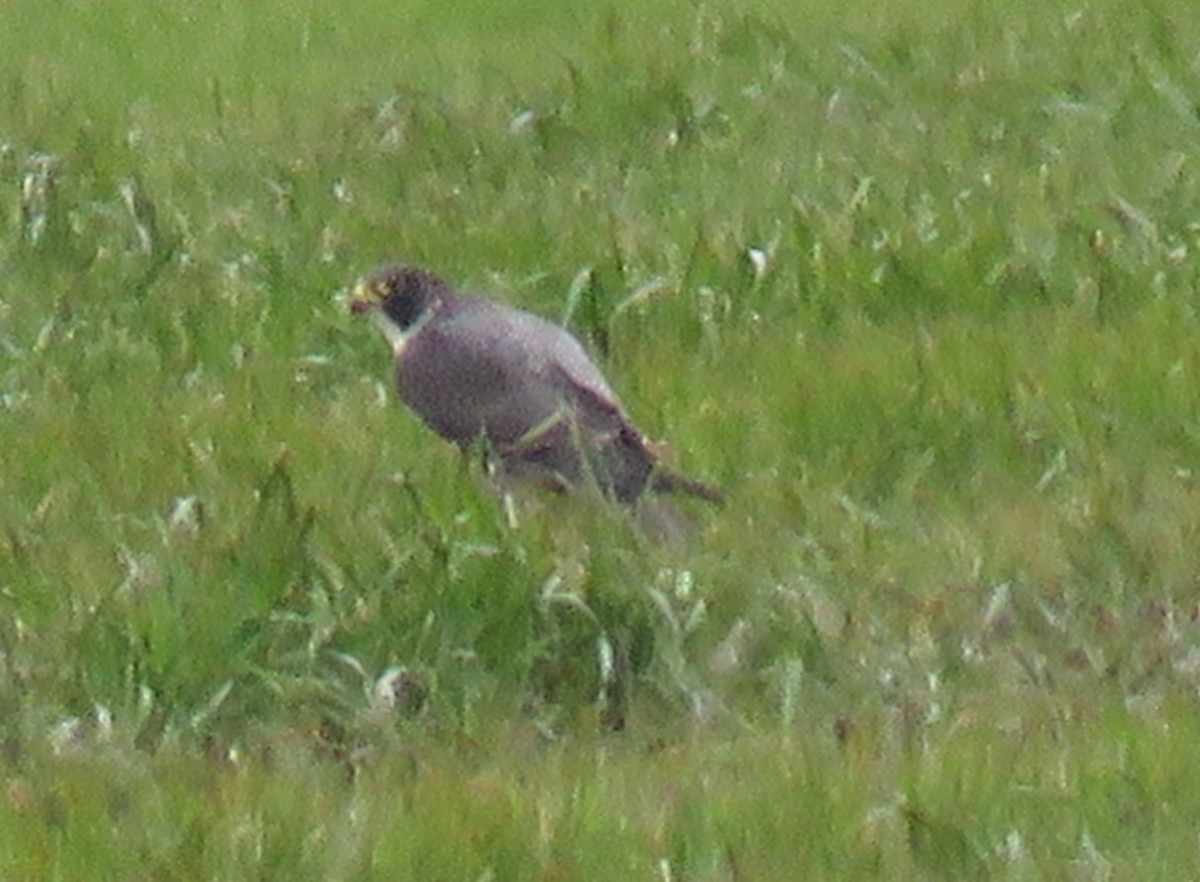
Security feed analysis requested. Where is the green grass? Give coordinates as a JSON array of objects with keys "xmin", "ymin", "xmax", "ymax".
[{"xmin": 3, "ymin": 0, "xmax": 1200, "ymax": 876}]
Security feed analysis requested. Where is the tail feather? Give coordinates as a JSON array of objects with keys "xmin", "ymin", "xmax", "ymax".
[{"xmin": 650, "ymin": 470, "xmax": 725, "ymax": 505}]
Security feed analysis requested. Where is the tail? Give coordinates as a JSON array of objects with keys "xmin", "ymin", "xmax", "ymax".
[{"xmin": 650, "ymin": 470, "xmax": 725, "ymax": 505}]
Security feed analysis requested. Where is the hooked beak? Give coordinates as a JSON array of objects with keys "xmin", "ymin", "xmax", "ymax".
[{"xmin": 349, "ymin": 280, "xmax": 378, "ymax": 314}]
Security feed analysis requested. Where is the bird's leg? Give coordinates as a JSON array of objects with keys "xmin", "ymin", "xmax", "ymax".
[{"xmin": 500, "ymin": 410, "xmax": 588, "ymax": 493}]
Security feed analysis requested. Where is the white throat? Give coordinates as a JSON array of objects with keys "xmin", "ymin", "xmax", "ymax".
[{"xmin": 371, "ymin": 303, "xmax": 435, "ymax": 357}]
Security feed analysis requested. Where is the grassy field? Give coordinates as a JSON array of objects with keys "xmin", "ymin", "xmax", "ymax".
[{"xmin": 3, "ymin": 0, "xmax": 1200, "ymax": 876}]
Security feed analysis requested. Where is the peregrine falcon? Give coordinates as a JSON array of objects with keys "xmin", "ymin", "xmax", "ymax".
[{"xmin": 350, "ymin": 264, "xmax": 723, "ymax": 508}]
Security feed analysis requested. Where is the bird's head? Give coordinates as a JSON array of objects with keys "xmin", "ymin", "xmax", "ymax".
[{"xmin": 350, "ymin": 264, "xmax": 451, "ymax": 331}]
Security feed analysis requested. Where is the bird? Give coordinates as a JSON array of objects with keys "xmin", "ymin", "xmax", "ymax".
[{"xmin": 349, "ymin": 264, "xmax": 723, "ymax": 511}]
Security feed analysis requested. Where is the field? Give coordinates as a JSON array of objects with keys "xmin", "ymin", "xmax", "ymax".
[{"xmin": 3, "ymin": 0, "xmax": 1200, "ymax": 877}]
